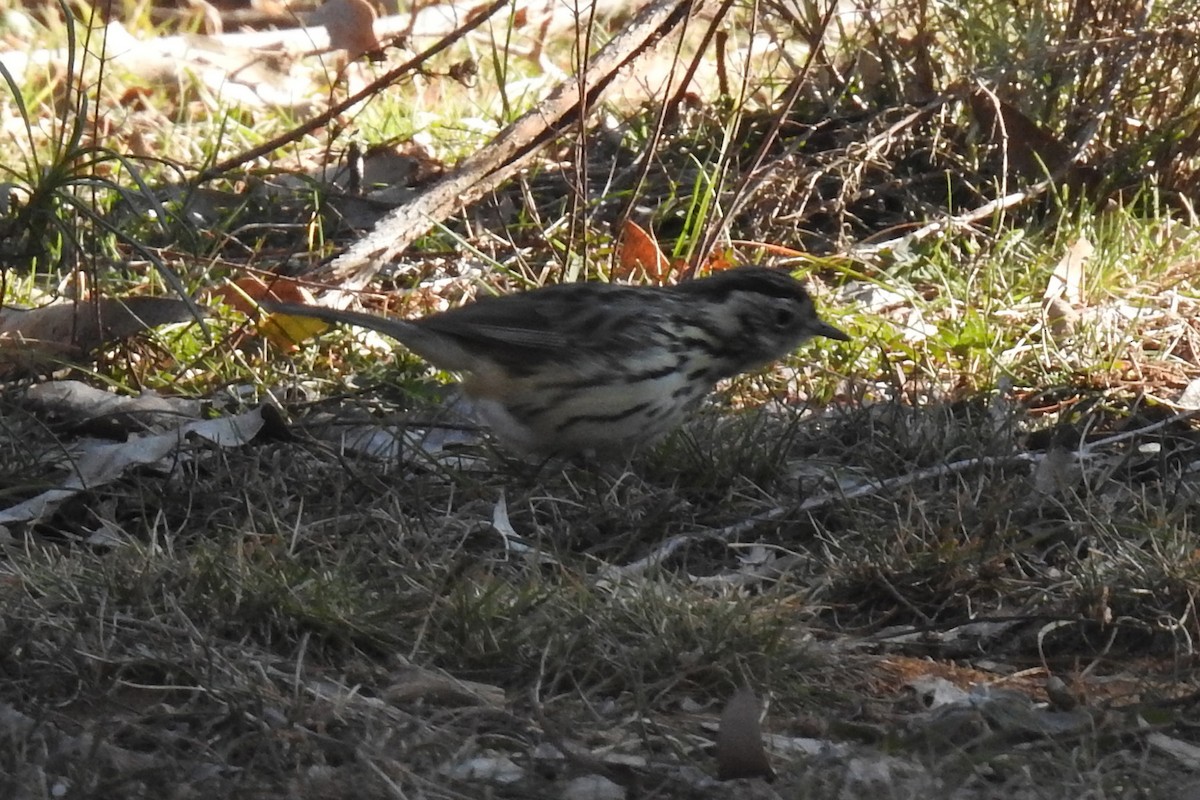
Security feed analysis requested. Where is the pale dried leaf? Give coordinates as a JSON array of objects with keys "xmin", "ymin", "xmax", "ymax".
[
  {"xmin": 1178, "ymin": 378, "xmax": 1200, "ymax": 410},
  {"xmin": 1044, "ymin": 295, "xmax": 1080, "ymax": 339},
  {"xmin": 186, "ymin": 411, "xmax": 269, "ymax": 448},
  {"xmin": 310, "ymin": 0, "xmax": 381, "ymax": 60},
  {"xmin": 1040, "ymin": 237, "xmax": 1092, "ymax": 340},
  {"xmin": 0, "ymin": 408, "xmax": 266, "ymax": 526},
  {"xmin": 716, "ymin": 688, "xmax": 773, "ymax": 781},
  {"xmin": 561, "ymin": 775, "xmax": 625, "ymax": 800},
  {"xmin": 1031, "ymin": 446, "xmax": 1080, "ymax": 496},
  {"xmin": 0, "ymin": 296, "xmax": 194, "ymax": 354},
  {"xmin": 443, "ymin": 755, "xmax": 525, "ymax": 784},
  {"xmin": 24, "ymin": 380, "xmax": 202, "ymax": 432},
  {"xmin": 1148, "ymin": 732, "xmax": 1200, "ymax": 770},
  {"xmin": 382, "ymin": 667, "xmax": 505, "ymax": 707},
  {"xmin": 907, "ymin": 676, "xmax": 968, "ymax": 708},
  {"xmin": 1046, "ymin": 237, "xmax": 1091, "ymax": 304},
  {"xmin": 1044, "ymin": 676, "xmax": 1082, "ymax": 711},
  {"xmin": 83, "ymin": 518, "xmax": 129, "ymax": 548}
]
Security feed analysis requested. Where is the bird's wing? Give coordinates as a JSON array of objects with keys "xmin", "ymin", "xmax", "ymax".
[{"xmin": 417, "ymin": 284, "xmax": 655, "ymax": 370}]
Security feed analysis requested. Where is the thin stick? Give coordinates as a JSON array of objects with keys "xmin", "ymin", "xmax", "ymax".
[{"xmin": 610, "ymin": 408, "xmax": 1200, "ymax": 577}]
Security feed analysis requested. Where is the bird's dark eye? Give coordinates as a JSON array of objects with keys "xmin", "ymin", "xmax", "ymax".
[{"xmin": 773, "ymin": 307, "xmax": 796, "ymax": 328}]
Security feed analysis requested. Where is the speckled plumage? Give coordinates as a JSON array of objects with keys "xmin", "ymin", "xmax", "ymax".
[{"xmin": 266, "ymin": 268, "xmax": 848, "ymax": 454}]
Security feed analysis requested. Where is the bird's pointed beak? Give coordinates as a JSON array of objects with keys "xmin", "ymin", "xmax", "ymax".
[{"xmin": 812, "ymin": 319, "xmax": 850, "ymax": 341}]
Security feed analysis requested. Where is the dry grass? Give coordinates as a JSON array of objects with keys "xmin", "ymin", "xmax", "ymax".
[{"xmin": 4, "ymin": 386, "xmax": 1200, "ymax": 797}]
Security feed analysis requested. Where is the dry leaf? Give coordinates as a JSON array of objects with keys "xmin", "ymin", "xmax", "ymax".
[
  {"xmin": 969, "ymin": 88, "xmax": 1098, "ymax": 195},
  {"xmin": 616, "ymin": 220, "xmax": 672, "ymax": 284},
  {"xmin": 262, "ymin": 313, "xmax": 333, "ymax": 350},
  {"xmin": 1046, "ymin": 237, "xmax": 1091, "ymax": 306},
  {"xmin": 24, "ymin": 380, "xmax": 203, "ymax": 434},
  {"xmin": 970, "ymin": 88, "xmax": 1073, "ymax": 180},
  {"xmin": 212, "ymin": 276, "xmax": 313, "ymax": 314},
  {"xmin": 0, "ymin": 408, "xmax": 267, "ymax": 527},
  {"xmin": 210, "ymin": 276, "xmax": 325, "ymax": 350},
  {"xmin": 310, "ymin": 0, "xmax": 381, "ymax": 61},
  {"xmin": 1045, "ymin": 675, "xmax": 1082, "ymax": 712},
  {"xmin": 0, "ymin": 297, "xmax": 197, "ymax": 374},
  {"xmin": 1042, "ymin": 237, "xmax": 1092, "ymax": 338},
  {"xmin": 715, "ymin": 688, "xmax": 774, "ymax": 781},
  {"xmin": 1031, "ymin": 445, "xmax": 1080, "ymax": 496},
  {"xmin": 382, "ymin": 666, "xmax": 505, "ymax": 707},
  {"xmin": 1177, "ymin": 378, "xmax": 1200, "ymax": 410},
  {"xmin": 1043, "ymin": 296, "xmax": 1080, "ymax": 339}
]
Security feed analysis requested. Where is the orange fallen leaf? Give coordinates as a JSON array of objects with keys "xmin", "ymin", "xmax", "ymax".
[{"xmin": 616, "ymin": 220, "xmax": 673, "ymax": 284}]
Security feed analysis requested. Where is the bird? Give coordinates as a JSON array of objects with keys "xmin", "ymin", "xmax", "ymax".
[{"xmin": 261, "ymin": 267, "xmax": 848, "ymax": 455}]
